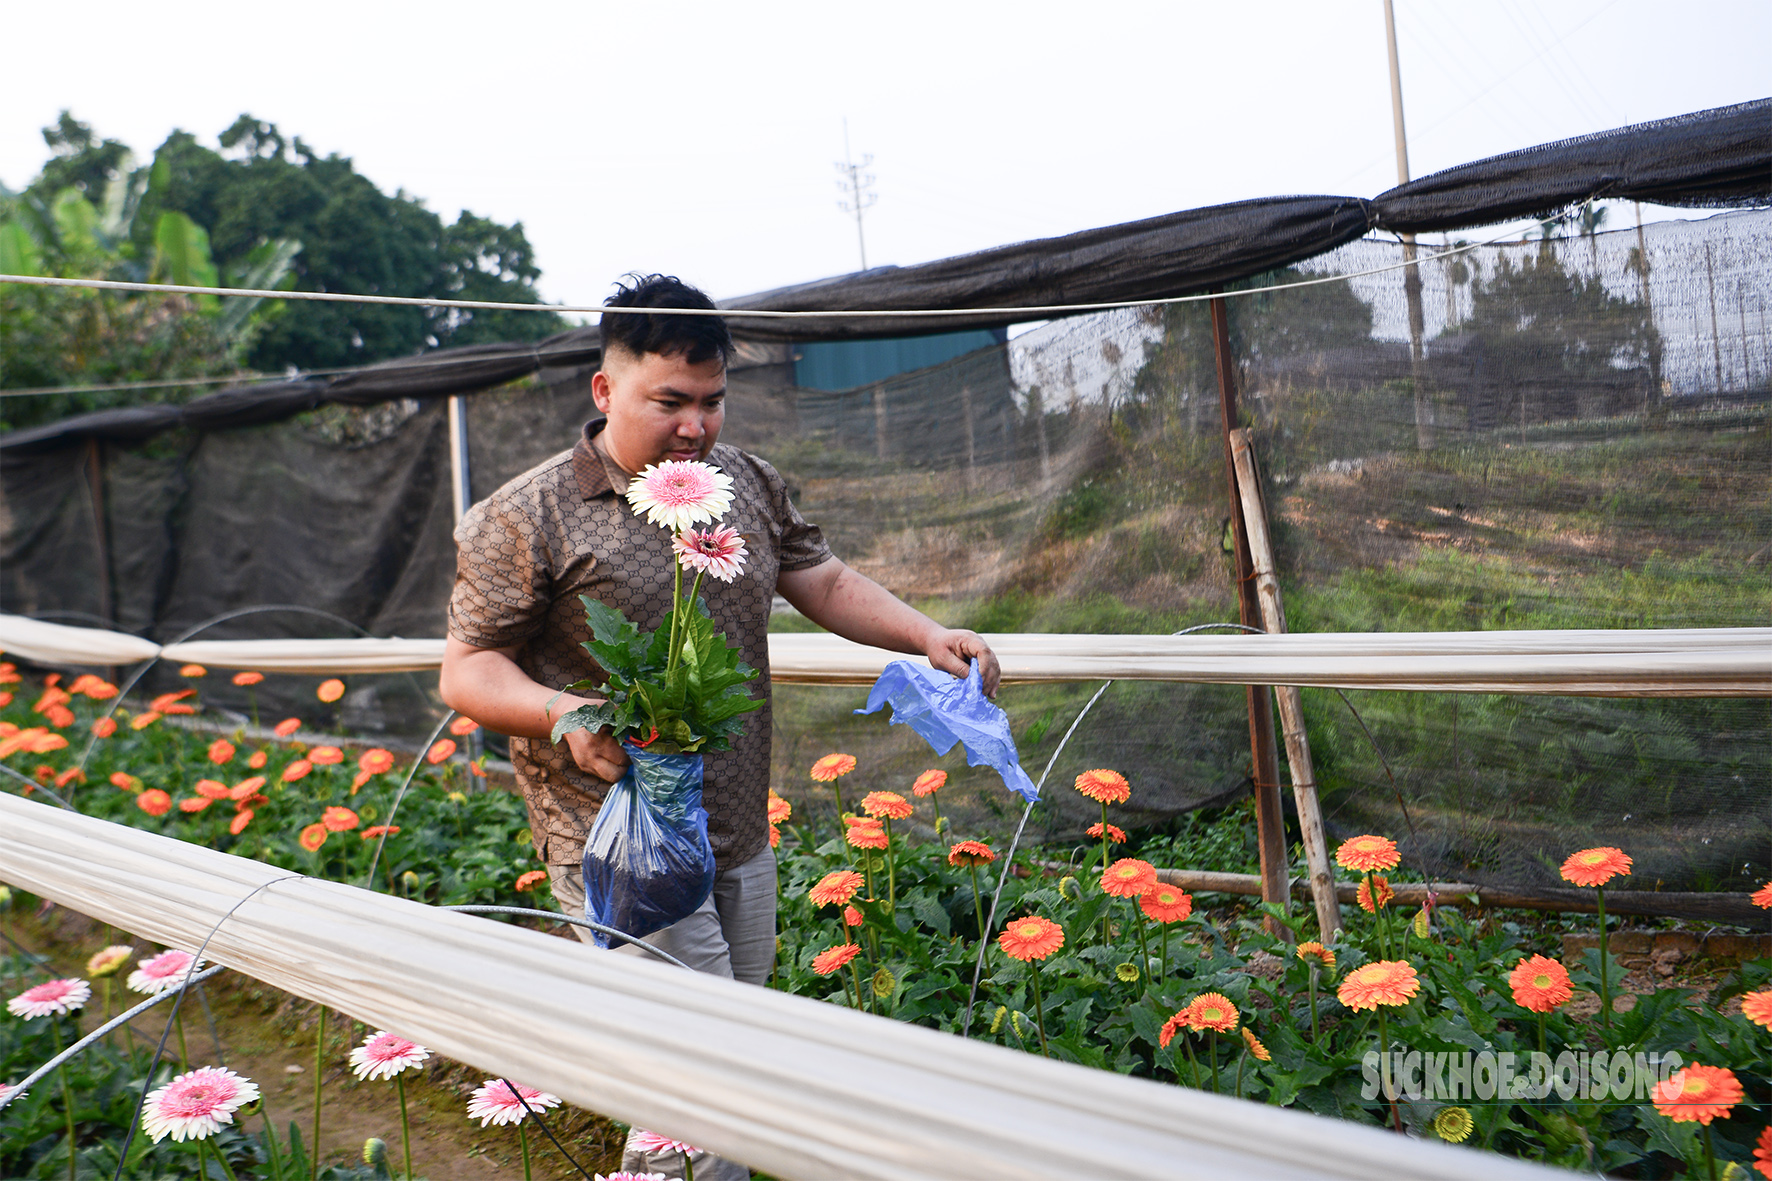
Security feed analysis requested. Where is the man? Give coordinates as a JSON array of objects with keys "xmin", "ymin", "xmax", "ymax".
[{"xmin": 439, "ymin": 276, "xmax": 998, "ymax": 1165}]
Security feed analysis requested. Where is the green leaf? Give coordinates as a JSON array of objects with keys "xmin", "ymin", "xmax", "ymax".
[
  {"xmin": 908, "ymin": 891, "xmax": 951, "ymax": 937},
  {"xmin": 0, "ymin": 219, "xmax": 42, "ymax": 277},
  {"xmin": 151, "ymin": 210, "xmax": 220, "ymax": 304}
]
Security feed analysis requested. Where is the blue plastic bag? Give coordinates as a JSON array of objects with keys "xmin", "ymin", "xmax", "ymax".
[
  {"xmin": 855, "ymin": 658, "xmax": 1039, "ymax": 802},
  {"xmin": 581, "ymin": 743, "xmax": 716, "ymax": 950}
]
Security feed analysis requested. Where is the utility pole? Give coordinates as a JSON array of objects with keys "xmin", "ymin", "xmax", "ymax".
[
  {"xmin": 1383, "ymin": 0, "xmax": 1434, "ymax": 450},
  {"xmin": 834, "ymin": 118, "xmax": 877, "ymax": 271}
]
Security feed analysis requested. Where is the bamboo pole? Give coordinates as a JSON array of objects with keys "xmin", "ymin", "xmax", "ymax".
[
  {"xmin": 1228, "ymin": 429, "xmax": 1338, "ymax": 941},
  {"xmin": 1153, "ymin": 867, "xmax": 1768, "ymax": 928}
]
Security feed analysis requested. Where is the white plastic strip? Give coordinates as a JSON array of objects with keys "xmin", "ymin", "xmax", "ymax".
[
  {"xmin": 1, "ymin": 615, "xmax": 1766, "ymax": 696},
  {"xmin": 0, "ymin": 792, "xmax": 1561, "ymax": 1181}
]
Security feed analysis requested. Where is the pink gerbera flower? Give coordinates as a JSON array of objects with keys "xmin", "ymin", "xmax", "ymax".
[
  {"xmin": 7, "ymin": 977, "xmax": 91, "ymax": 1019},
  {"xmin": 141, "ymin": 1066, "xmax": 260, "ymax": 1143},
  {"xmin": 624, "ymin": 460, "xmax": 735, "ymax": 532},
  {"xmin": 350, "ymin": 1031, "xmax": 431, "ymax": 1080},
  {"xmin": 127, "ymin": 949, "xmax": 200, "ymax": 995},
  {"xmin": 631, "ymin": 1129, "xmax": 702, "ymax": 1156},
  {"xmin": 465, "ymin": 1079, "xmax": 561, "ymax": 1126},
  {"xmin": 672, "ymin": 525, "xmax": 748, "ymax": 582}
]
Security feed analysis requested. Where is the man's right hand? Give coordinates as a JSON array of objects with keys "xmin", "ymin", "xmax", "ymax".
[{"xmin": 566, "ymin": 727, "xmax": 630, "ymax": 782}]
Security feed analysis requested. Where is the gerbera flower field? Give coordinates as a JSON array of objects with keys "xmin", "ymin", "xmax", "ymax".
[{"xmin": 3, "ymin": 664, "xmax": 1771, "ymax": 1178}]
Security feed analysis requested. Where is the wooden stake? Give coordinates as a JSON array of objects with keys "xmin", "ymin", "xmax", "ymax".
[
  {"xmin": 1229, "ymin": 429, "xmax": 1338, "ymax": 941},
  {"xmin": 1209, "ymin": 294, "xmax": 1290, "ymax": 936}
]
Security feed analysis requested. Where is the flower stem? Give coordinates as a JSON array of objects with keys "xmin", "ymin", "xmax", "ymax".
[
  {"xmin": 1157, "ymin": 923, "xmax": 1169, "ymax": 984},
  {"xmin": 967, "ymin": 864, "xmax": 987, "ymax": 943},
  {"xmin": 1307, "ymin": 968, "xmax": 1320, "ymax": 1045},
  {"xmin": 397, "ymin": 1074, "xmax": 414, "ymax": 1181},
  {"xmin": 1235, "ymin": 1050, "xmax": 1247, "ymax": 1099},
  {"xmin": 1184, "ymin": 1037, "xmax": 1200, "ymax": 1089},
  {"xmin": 258, "ymin": 1102, "xmax": 286, "ymax": 1181},
  {"xmin": 1595, "ymin": 885, "xmax": 1612, "ymax": 1037},
  {"xmin": 1702, "ymin": 1122, "xmax": 1717, "ymax": 1181},
  {"xmin": 1537, "ymin": 1012, "xmax": 1547, "ymax": 1058},
  {"xmin": 883, "ymin": 818, "xmax": 898, "ymax": 911},
  {"xmin": 310, "ymin": 1006, "xmax": 326, "ymax": 1181},
  {"xmin": 176, "ymin": 1009, "xmax": 191, "ymax": 1070},
  {"xmin": 1380, "ymin": 1009, "xmax": 1401, "ymax": 1133},
  {"xmin": 519, "ymin": 1120, "xmax": 532, "ymax": 1181},
  {"xmin": 53, "ymin": 1023, "xmax": 75, "ymax": 1181},
  {"xmin": 1208, "ymin": 1030, "xmax": 1220, "ymax": 1094},
  {"xmin": 1131, "ymin": 901, "xmax": 1152, "ymax": 981},
  {"xmin": 845, "ymin": 959, "xmax": 865, "ymax": 1012},
  {"xmin": 929, "ymin": 793, "xmax": 944, "ymax": 836},
  {"xmin": 211, "ymin": 1136, "xmax": 242, "ymax": 1181},
  {"xmin": 666, "ymin": 549, "xmax": 684, "ymax": 677},
  {"xmin": 1028, "ymin": 960, "xmax": 1050, "ymax": 1057}
]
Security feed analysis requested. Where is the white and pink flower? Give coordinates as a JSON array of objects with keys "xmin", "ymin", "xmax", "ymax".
[
  {"xmin": 127, "ymin": 949, "xmax": 200, "ymax": 995},
  {"xmin": 465, "ymin": 1079, "xmax": 560, "ymax": 1127},
  {"xmin": 349, "ymin": 1030, "xmax": 431, "ymax": 1081},
  {"xmin": 673, "ymin": 526, "xmax": 749, "ymax": 583},
  {"xmin": 141, "ymin": 1066, "xmax": 260, "ymax": 1143},
  {"xmin": 630, "ymin": 1129, "xmax": 702, "ymax": 1157},
  {"xmin": 7, "ymin": 977, "xmax": 91, "ymax": 1019},
  {"xmin": 625, "ymin": 461, "xmax": 734, "ymax": 533}
]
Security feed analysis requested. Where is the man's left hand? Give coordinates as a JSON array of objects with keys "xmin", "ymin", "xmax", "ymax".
[{"xmin": 925, "ymin": 628, "xmax": 1001, "ymax": 697}]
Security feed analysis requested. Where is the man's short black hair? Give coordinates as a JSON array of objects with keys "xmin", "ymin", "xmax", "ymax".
[{"xmin": 600, "ymin": 273, "xmax": 734, "ymax": 366}]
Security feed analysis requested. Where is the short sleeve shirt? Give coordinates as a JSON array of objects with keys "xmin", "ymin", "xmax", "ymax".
[{"xmin": 447, "ymin": 420, "xmax": 831, "ymax": 871}]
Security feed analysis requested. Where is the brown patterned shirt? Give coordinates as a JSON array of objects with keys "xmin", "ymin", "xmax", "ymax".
[{"xmin": 447, "ymin": 420, "xmax": 831, "ymax": 871}]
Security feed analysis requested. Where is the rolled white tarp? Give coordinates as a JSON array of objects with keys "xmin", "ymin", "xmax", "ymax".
[
  {"xmin": 1, "ymin": 614, "xmax": 1766, "ymax": 695},
  {"xmin": 0, "ymin": 792, "xmax": 1562, "ymax": 1181}
]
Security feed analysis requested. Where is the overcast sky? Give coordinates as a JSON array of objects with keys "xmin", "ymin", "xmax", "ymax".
[{"xmin": 2, "ymin": 1, "xmax": 1766, "ymax": 315}]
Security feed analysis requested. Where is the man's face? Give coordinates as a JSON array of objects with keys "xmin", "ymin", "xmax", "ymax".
[{"xmin": 591, "ymin": 346, "xmax": 727, "ymax": 472}]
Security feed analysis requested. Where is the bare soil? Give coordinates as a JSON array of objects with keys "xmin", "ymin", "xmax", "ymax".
[{"xmin": 14, "ymin": 900, "xmax": 626, "ymax": 1180}]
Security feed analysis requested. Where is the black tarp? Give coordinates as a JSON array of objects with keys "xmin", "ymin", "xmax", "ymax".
[{"xmin": 2, "ymin": 99, "xmax": 1765, "ymax": 452}]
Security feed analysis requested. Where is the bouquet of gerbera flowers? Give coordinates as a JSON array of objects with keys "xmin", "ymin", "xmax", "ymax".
[{"xmin": 551, "ymin": 459, "xmax": 764, "ymax": 755}]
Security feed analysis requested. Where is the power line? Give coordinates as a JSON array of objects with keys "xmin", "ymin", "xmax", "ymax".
[{"xmin": 834, "ymin": 117, "xmax": 878, "ymax": 271}]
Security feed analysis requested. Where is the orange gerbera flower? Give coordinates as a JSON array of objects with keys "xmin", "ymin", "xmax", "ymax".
[
  {"xmin": 178, "ymin": 797, "xmax": 211, "ymax": 813},
  {"xmin": 230, "ymin": 811, "xmax": 254, "ymax": 836},
  {"xmin": 1086, "ymin": 821, "xmax": 1127, "ymax": 844},
  {"xmin": 1100, "ymin": 858, "xmax": 1158, "ymax": 898},
  {"xmin": 769, "ymin": 824, "xmax": 780, "ymax": 848},
  {"xmin": 514, "ymin": 870, "xmax": 548, "ymax": 892},
  {"xmin": 1241, "ymin": 1028, "xmax": 1271, "ymax": 1061},
  {"xmin": 179, "ymin": 664, "xmax": 207, "ymax": 678},
  {"xmin": 53, "ymin": 767, "xmax": 85, "ymax": 788},
  {"xmin": 272, "ymin": 717, "xmax": 302, "ymax": 738},
  {"xmin": 110, "ymin": 771, "xmax": 139, "ymax": 791},
  {"xmin": 1140, "ymin": 885, "xmax": 1192, "ymax": 923},
  {"xmin": 1186, "ymin": 992, "xmax": 1239, "ymax": 1033},
  {"xmin": 1739, "ymin": 988, "xmax": 1772, "ymax": 1030},
  {"xmin": 232, "ymin": 671, "xmax": 264, "ymax": 686},
  {"xmin": 130, "ymin": 712, "xmax": 162, "ymax": 731},
  {"xmin": 1356, "ymin": 875, "xmax": 1394, "ymax": 913},
  {"xmin": 1296, "ymin": 941, "xmax": 1336, "ymax": 971},
  {"xmin": 845, "ymin": 821, "xmax": 888, "ymax": 850},
  {"xmin": 316, "ymin": 679, "xmax": 346, "ymax": 703},
  {"xmin": 997, "ymin": 916, "xmax": 1064, "ymax": 962},
  {"xmin": 1754, "ymin": 1126, "xmax": 1772, "ymax": 1180},
  {"xmin": 449, "ymin": 716, "xmax": 481, "ymax": 736},
  {"xmin": 247, "ymin": 749, "xmax": 267, "ymax": 769},
  {"xmin": 361, "ymin": 825, "xmax": 400, "ymax": 840},
  {"xmin": 427, "ymin": 739, "xmax": 457, "ymax": 764},
  {"xmin": 92, "ymin": 716, "xmax": 117, "ymax": 738},
  {"xmin": 229, "ymin": 776, "xmax": 266, "ymax": 800},
  {"xmin": 861, "ymin": 791, "xmax": 912, "ymax": 820},
  {"xmin": 33, "ymin": 686, "xmax": 72, "ymax": 712},
  {"xmin": 0, "ymin": 691, "xmax": 11, "ymax": 708},
  {"xmin": 809, "ymin": 753, "xmax": 856, "ymax": 781},
  {"xmin": 1749, "ymin": 881, "xmax": 1772, "ymax": 909},
  {"xmin": 1159, "ymin": 1009, "xmax": 1188, "ymax": 1048},
  {"xmin": 358, "ymin": 748, "xmax": 396, "ymax": 775},
  {"xmin": 150, "ymin": 689, "xmax": 197, "ymax": 714},
  {"xmin": 1335, "ymin": 834, "xmax": 1400, "ymax": 872},
  {"xmin": 80, "ymin": 679, "xmax": 117, "ymax": 700},
  {"xmin": 808, "ymin": 870, "xmax": 865, "ymax": 907},
  {"xmin": 321, "ymin": 805, "xmax": 360, "ymax": 832},
  {"xmin": 766, "ymin": 791, "xmax": 792, "ymax": 824},
  {"xmin": 208, "ymin": 739, "xmax": 235, "ymax": 765},
  {"xmin": 193, "ymin": 779, "xmax": 231, "ymax": 800},
  {"xmin": 1652, "ymin": 1062, "xmax": 1743, "ymax": 1125},
  {"xmin": 1073, "ymin": 769, "xmax": 1130, "ymax": 805},
  {"xmin": 844, "ymin": 905, "xmax": 864, "ymax": 927},
  {"xmin": 299, "ymin": 823, "xmax": 328, "ymax": 852},
  {"xmin": 1560, "ymin": 846, "xmax": 1632, "ymax": 888},
  {"xmin": 811, "ymin": 943, "xmax": 862, "ymax": 976},
  {"xmin": 44, "ymin": 704, "xmax": 75, "ymax": 728},
  {"xmin": 1509, "ymin": 954, "xmax": 1574, "ymax": 1013},
  {"xmin": 911, "ymin": 769, "xmax": 946, "ymax": 796},
  {"xmin": 136, "ymin": 789, "xmax": 172, "ymax": 817},
  {"xmin": 1337, "ymin": 960, "xmax": 1421, "ymax": 1011},
  {"xmin": 947, "ymin": 840, "xmax": 995, "ymax": 867},
  {"xmin": 309, "ymin": 746, "xmax": 344, "ymax": 766},
  {"xmin": 281, "ymin": 759, "xmax": 312, "ymax": 782}
]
